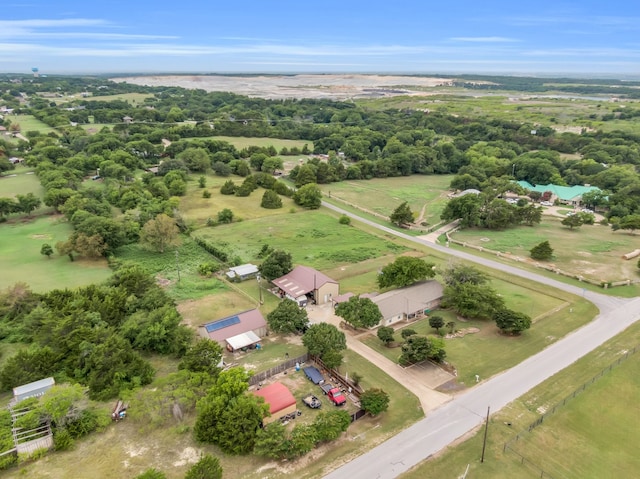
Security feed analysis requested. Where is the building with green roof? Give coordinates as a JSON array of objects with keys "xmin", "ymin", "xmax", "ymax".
[{"xmin": 516, "ymin": 181, "xmax": 600, "ymax": 206}]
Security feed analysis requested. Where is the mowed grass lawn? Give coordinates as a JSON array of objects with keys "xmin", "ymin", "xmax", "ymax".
[
  {"xmin": 0, "ymin": 216, "xmax": 111, "ymax": 292},
  {"xmin": 209, "ymin": 135, "xmax": 313, "ymax": 151},
  {"xmin": 451, "ymin": 218, "xmax": 640, "ymax": 283},
  {"xmin": 401, "ymin": 321, "xmax": 640, "ymax": 479},
  {"xmin": 81, "ymin": 92, "xmax": 153, "ymax": 104},
  {"xmin": 193, "ymin": 209, "xmax": 408, "ymax": 272},
  {"xmin": 319, "ymin": 175, "xmax": 454, "ymax": 227},
  {"xmin": 362, "ymin": 273, "xmax": 594, "ymax": 386},
  {"xmin": 10, "ymin": 114, "xmax": 57, "ymax": 134}
]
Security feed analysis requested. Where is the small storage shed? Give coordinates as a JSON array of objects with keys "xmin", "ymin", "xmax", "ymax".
[
  {"xmin": 253, "ymin": 382, "xmax": 297, "ymax": 424},
  {"xmin": 226, "ymin": 264, "xmax": 259, "ymax": 281},
  {"xmin": 13, "ymin": 377, "xmax": 55, "ymax": 404}
]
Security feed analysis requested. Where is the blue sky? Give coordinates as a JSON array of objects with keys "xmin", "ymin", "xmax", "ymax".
[{"xmin": 1, "ymin": 0, "xmax": 639, "ymax": 77}]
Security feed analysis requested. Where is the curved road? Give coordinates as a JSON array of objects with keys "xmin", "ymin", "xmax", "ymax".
[{"xmin": 322, "ymin": 202, "xmax": 638, "ymax": 479}]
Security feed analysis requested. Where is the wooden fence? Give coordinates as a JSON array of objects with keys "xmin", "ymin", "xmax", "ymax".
[{"xmin": 248, "ymin": 353, "xmax": 309, "ymax": 386}]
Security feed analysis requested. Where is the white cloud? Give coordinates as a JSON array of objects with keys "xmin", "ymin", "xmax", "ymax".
[{"xmin": 450, "ymin": 37, "xmax": 520, "ymax": 43}]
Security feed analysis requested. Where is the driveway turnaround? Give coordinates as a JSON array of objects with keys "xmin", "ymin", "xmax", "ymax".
[{"xmin": 322, "ymin": 202, "xmax": 637, "ymax": 479}]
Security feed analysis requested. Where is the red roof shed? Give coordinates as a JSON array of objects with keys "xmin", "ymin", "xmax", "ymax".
[{"xmin": 252, "ymin": 382, "xmax": 297, "ymax": 424}]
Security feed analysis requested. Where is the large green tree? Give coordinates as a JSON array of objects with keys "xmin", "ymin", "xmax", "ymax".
[
  {"xmin": 335, "ymin": 295, "xmax": 383, "ymax": 329},
  {"xmin": 293, "ymin": 183, "xmax": 322, "ymax": 209},
  {"xmin": 494, "ymin": 308, "xmax": 532, "ymax": 335},
  {"xmin": 302, "ymin": 323, "xmax": 346, "ymax": 359},
  {"xmin": 399, "ymin": 335, "xmax": 446, "ymax": 365},
  {"xmin": 377, "ymin": 256, "xmax": 436, "ymax": 289},
  {"xmin": 140, "ymin": 214, "xmax": 181, "ymax": 253},
  {"xmin": 390, "ymin": 201, "xmax": 413, "ymax": 227},
  {"xmin": 530, "ymin": 240, "xmax": 554, "ymax": 260},
  {"xmin": 258, "ymin": 249, "xmax": 293, "ymax": 281},
  {"xmin": 561, "ymin": 214, "xmax": 584, "ymax": 230},
  {"xmin": 178, "ymin": 339, "xmax": 223, "ymax": 374},
  {"xmin": 266, "ymin": 299, "xmax": 309, "ymax": 334},
  {"xmin": 360, "ymin": 388, "xmax": 390, "ymax": 416}
]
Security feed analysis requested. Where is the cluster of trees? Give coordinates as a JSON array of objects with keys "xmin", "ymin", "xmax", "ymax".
[
  {"xmin": 0, "ymin": 193, "xmax": 41, "ymax": 220},
  {"xmin": 441, "ymin": 264, "xmax": 531, "ymax": 334},
  {"xmin": 0, "ymin": 266, "xmax": 193, "ymax": 399},
  {"xmin": 377, "ymin": 326, "xmax": 447, "ymax": 366},
  {"xmin": 302, "ymin": 323, "xmax": 347, "ymax": 369},
  {"xmin": 441, "ymin": 191, "xmax": 542, "ymax": 230},
  {"xmin": 0, "ymin": 384, "xmax": 109, "ymax": 469},
  {"xmin": 254, "ymin": 409, "xmax": 350, "ymax": 460}
]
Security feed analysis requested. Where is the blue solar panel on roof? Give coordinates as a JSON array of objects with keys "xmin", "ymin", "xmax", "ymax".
[{"xmin": 205, "ymin": 315, "xmax": 240, "ymax": 332}]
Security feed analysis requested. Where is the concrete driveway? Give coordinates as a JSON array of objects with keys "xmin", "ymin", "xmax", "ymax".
[{"xmin": 306, "ymin": 303, "xmax": 453, "ymax": 412}]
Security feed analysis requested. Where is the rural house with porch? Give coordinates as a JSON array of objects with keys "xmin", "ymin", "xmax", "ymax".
[
  {"xmin": 272, "ymin": 265, "xmax": 339, "ymax": 306},
  {"xmin": 369, "ymin": 280, "xmax": 444, "ymax": 327}
]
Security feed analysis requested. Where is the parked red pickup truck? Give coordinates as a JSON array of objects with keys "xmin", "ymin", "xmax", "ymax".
[{"xmin": 320, "ymin": 383, "xmax": 346, "ymax": 406}]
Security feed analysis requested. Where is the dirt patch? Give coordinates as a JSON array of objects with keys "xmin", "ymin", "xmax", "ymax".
[
  {"xmin": 172, "ymin": 447, "xmax": 200, "ymax": 467},
  {"xmin": 29, "ymin": 234, "xmax": 51, "ymax": 240},
  {"xmin": 445, "ymin": 327, "xmax": 480, "ymax": 339},
  {"xmin": 112, "ymin": 74, "xmax": 453, "ymax": 101}
]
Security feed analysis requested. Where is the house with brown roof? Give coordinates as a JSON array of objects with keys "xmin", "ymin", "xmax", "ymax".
[
  {"xmin": 199, "ymin": 309, "xmax": 267, "ymax": 352},
  {"xmin": 272, "ymin": 265, "xmax": 339, "ymax": 306},
  {"xmin": 252, "ymin": 382, "xmax": 297, "ymax": 424},
  {"xmin": 370, "ymin": 280, "xmax": 443, "ymax": 327}
]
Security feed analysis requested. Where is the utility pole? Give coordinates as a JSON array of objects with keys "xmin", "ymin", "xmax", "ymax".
[
  {"xmin": 481, "ymin": 406, "xmax": 490, "ymax": 463},
  {"xmin": 175, "ymin": 250, "xmax": 180, "ymax": 282}
]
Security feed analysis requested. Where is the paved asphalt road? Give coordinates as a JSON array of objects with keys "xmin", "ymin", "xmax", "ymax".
[{"xmin": 322, "ymin": 202, "xmax": 638, "ymax": 479}]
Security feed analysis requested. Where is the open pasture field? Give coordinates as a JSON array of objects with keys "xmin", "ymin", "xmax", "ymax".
[
  {"xmin": 450, "ymin": 218, "xmax": 640, "ymax": 283},
  {"xmin": 80, "ymin": 92, "xmax": 153, "ymax": 104},
  {"xmin": 0, "ymin": 216, "xmax": 111, "ymax": 292},
  {"xmin": 0, "ymin": 166, "xmax": 46, "ymax": 200},
  {"xmin": 401, "ymin": 321, "xmax": 640, "ymax": 479},
  {"xmin": 208, "ymin": 135, "xmax": 312, "ymax": 152},
  {"xmin": 192, "ymin": 210, "xmax": 408, "ymax": 272},
  {"xmin": 359, "ymin": 93, "xmax": 626, "ymax": 129},
  {"xmin": 319, "ymin": 175, "xmax": 454, "ymax": 227},
  {"xmin": 504, "ymin": 354, "xmax": 640, "ymax": 479},
  {"xmin": 180, "ymin": 175, "xmax": 300, "ymax": 227},
  {"xmin": 9, "ymin": 114, "xmax": 56, "ymax": 134}
]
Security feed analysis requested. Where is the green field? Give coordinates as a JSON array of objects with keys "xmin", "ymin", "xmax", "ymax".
[
  {"xmin": 358, "ymin": 93, "xmax": 630, "ymax": 131},
  {"xmin": 9, "ymin": 114, "xmax": 56, "ymax": 134},
  {"xmin": 113, "ymin": 236, "xmax": 227, "ymax": 301},
  {"xmin": 179, "ymin": 174, "xmax": 300, "ymax": 227},
  {"xmin": 193, "ymin": 209, "xmax": 408, "ymax": 272},
  {"xmin": 207, "ymin": 136, "xmax": 312, "ymax": 151},
  {"xmin": 0, "ymin": 166, "xmax": 46, "ymax": 201},
  {"xmin": 319, "ymin": 175, "xmax": 454, "ymax": 227},
  {"xmin": 450, "ymin": 219, "xmax": 640, "ymax": 283},
  {"xmin": 80, "ymin": 92, "xmax": 153, "ymax": 104},
  {"xmin": 401, "ymin": 321, "xmax": 640, "ymax": 479},
  {"xmin": 0, "ymin": 216, "xmax": 111, "ymax": 292}
]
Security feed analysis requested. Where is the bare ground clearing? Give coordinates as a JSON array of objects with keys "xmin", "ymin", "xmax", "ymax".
[{"xmin": 112, "ymin": 74, "xmax": 453, "ymax": 100}]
